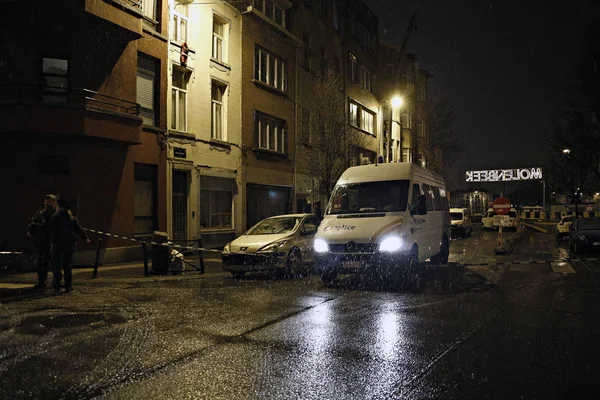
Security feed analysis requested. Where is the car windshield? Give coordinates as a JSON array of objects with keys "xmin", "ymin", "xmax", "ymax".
[
  {"xmin": 450, "ymin": 212, "xmax": 463, "ymax": 220},
  {"xmin": 246, "ymin": 217, "xmax": 301, "ymax": 235},
  {"xmin": 326, "ymin": 180, "xmax": 410, "ymax": 215},
  {"xmin": 562, "ymin": 217, "xmax": 574, "ymax": 223},
  {"xmin": 577, "ymin": 220, "xmax": 600, "ymax": 230}
]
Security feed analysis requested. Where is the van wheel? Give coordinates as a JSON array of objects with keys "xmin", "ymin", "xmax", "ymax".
[{"xmin": 400, "ymin": 248, "xmax": 421, "ymax": 290}]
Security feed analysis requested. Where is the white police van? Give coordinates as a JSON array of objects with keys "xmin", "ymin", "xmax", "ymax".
[{"xmin": 313, "ymin": 163, "xmax": 451, "ymax": 286}]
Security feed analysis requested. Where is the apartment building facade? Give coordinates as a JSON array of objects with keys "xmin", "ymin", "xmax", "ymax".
[
  {"xmin": 379, "ymin": 43, "xmax": 431, "ymax": 167},
  {"xmin": 290, "ymin": 0, "xmax": 380, "ymax": 215},
  {"xmin": 233, "ymin": 0, "xmax": 302, "ymax": 230},
  {"xmin": 0, "ymin": 0, "xmax": 169, "ymax": 263},
  {"xmin": 165, "ymin": 0, "xmax": 243, "ymax": 249}
]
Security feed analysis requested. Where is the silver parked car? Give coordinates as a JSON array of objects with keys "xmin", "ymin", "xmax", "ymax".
[{"xmin": 221, "ymin": 214, "xmax": 319, "ymax": 277}]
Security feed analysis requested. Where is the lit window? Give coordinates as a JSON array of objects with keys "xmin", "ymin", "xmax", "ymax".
[
  {"xmin": 171, "ymin": 6, "xmax": 188, "ymax": 43},
  {"xmin": 349, "ymin": 102, "xmax": 358, "ymax": 127},
  {"xmin": 361, "ymin": 109, "xmax": 374, "ymax": 134}
]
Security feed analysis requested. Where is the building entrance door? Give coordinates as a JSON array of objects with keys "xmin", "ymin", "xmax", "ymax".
[{"xmin": 172, "ymin": 170, "xmax": 189, "ymax": 242}]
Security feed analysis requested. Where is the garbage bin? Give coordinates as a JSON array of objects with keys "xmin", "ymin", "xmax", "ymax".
[{"xmin": 151, "ymin": 231, "xmax": 170, "ymax": 275}]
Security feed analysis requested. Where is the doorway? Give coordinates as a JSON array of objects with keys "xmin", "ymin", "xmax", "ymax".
[{"xmin": 172, "ymin": 170, "xmax": 189, "ymax": 242}]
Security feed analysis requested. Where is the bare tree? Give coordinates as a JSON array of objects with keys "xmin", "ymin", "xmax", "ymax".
[
  {"xmin": 301, "ymin": 70, "xmax": 369, "ymax": 199},
  {"xmin": 425, "ymin": 97, "xmax": 464, "ymax": 178}
]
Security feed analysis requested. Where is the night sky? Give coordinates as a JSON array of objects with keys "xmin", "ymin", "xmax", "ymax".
[{"xmin": 364, "ymin": 0, "xmax": 600, "ymax": 183}]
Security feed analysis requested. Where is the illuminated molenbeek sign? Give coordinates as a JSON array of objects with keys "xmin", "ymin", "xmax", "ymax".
[{"xmin": 465, "ymin": 168, "xmax": 543, "ymax": 182}]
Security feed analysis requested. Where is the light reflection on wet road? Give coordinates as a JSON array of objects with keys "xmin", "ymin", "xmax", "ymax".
[{"xmin": 1, "ymin": 225, "xmax": 600, "ymax": 399}]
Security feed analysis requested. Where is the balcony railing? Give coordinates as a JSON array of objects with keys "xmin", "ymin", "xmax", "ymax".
[
  {"xmin": 0, "ymin": 85, "xmax": 140, "ymax": 117},
  {"xmin": 110, "ymin": 0, "xmax": 142, "ymax": 10}
]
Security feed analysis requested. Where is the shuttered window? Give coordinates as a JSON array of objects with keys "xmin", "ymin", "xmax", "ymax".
[{"xmin": 137, "ymin": 53, "xmax": 158, "ymax": 126}]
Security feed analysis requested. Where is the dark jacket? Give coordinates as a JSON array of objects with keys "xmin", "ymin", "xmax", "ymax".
[
  {"xmin": 50, "ymin": 210, "xmax": 88, "ymax": 248},
  {"xmin": 28, "ymin": 206, "xmax": 56, "ymax": 244}
]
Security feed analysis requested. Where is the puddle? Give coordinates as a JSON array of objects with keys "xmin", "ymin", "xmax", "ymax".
[{"xmin": 16, "ymin": 313, "xmax": 106, "ymax": 335}]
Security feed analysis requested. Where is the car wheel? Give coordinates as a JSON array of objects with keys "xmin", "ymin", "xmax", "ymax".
[
  {"xmin": 286, "ymin": 248, "xmax": 303, "ymax": 277},
  {"xmin": 231, "ymin": 271, "xmax": 245, "ymax": 278}
]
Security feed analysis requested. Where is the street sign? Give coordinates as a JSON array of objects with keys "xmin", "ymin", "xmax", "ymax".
[
  {"xmin": 493, "ymin": 215, "xmax": 511, "ymax": 227},
  {"xmin": 493, "ymin": 197, "xmax": 511, "ymax": 216}
]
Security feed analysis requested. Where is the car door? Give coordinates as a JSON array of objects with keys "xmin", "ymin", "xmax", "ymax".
[{"xmin": 298, "ymin": 216, "xmax": 319, "ymax": 263}]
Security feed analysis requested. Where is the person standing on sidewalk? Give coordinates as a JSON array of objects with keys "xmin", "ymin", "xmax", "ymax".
[
  {"xmin": 27, "ymin": 194, "xmax": 58, "ymax": 289},
  {"xmin": 50, "ymin": 199, "xmax": 91, "ymax": 294}
]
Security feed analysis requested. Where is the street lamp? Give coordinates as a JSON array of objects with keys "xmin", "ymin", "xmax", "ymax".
[
  {"xmin": 562, "ymin": 148, "xmax": 571, "ymax": 154},
  {"xmin": 391, "ymin": 95, "xmax": 403, "ymax": 109}
]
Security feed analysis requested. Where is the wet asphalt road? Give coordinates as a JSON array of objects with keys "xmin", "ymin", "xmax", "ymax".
[{"xmin": 1, "ymin": 225, "xmax": 600, "ymax": 399}]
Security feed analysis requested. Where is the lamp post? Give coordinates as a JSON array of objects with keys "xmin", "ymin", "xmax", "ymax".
[
  {"xmin": 388, "ymin": 95, "xmax": 403, "ymax": 162},
  {"xmin": 541, "ymin": 180, "xmax": 546, "ymax": 210}
]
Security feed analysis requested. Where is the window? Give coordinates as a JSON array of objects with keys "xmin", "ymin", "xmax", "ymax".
[
  {"xmin": 142, "ymin": 0, "xmax": 157, "ymax": 20},
  {"xmin": 361, "ymin": 66, "xmax": 372, "ymax": 92},
  {"xmin": 417, "ymin": 83, "xmax": 426, "ymax": 102},
  {"xmin": 137, "ymin": 53, "xmax": 158, "ymax": 126},
  {"xmin": 432, "ymin": 186, "xmax": 442, "ymax": 210},
  {"xmin": 439, "ymin": 187, "xmax": 450, "ymax": 211},
  {"xmin": 301, "ymin": 107, "xmax": 311, "ymax": 144},
  {"xmin": 212, "ymin": 15, "xmax": 227, "ymax": 62},
  {"xmin": 171, "ymin": 68, "xmax": 187, "ymax": 131},
  {"xmin": 417, "ymin": 119, "xmax": 425, "ymax": 137},
  {"xmin": 302, "ymin": 33, "xmax": 311, "ymax": 69},
  {"xmin": 421, "ymin": 184, "xmax": 435, "ymax": 211},
  {"xmin": 360, "ymin": 109, "xmax": 374, "ymax": 134},
  {"xmin": 410, "ymin": 183, "xmax": 421, "ymax": 208},
  {"xmin": 255, "ymin": 46, "xmax": 287, "ymax": 91},
  {"xmin": 349, "ymin": 102, "xmax": 358, "ymax": 127},
  {"xmin": 255, "ymin": 111, "xmax": 287, "ymax": 153},
  {"xmin": 200, "ymin": 176, "xmax": 233, "ymax": 229},
  {"xmin": 42, "ymin": 57, "xmax": 68, "ymax": 102},
  {"xmin": 332, "ymin": 1, "xmax": 339, "ymax": 30},
  {"xmin": 402, "ymin": 109, "xmax": 412, "ymax": 129},
  {"xmin": 348, "ymin": 53, "xmax": 357, "ymax": 83},
  {"xmin": 403, "ymin": 148, "xmax": 412, "ymax": 163},
  {"xmin": 171, "ymin": 6, "xmax": 188, "ymax": 43},
  {"xmin": 253, "ymin": 0, "xmax": 286, "ymax": 28},
  {"xmin": 134, "ymin": 163, "xmax": 157, "ymax": 236},
  {"xmin": 211, "ymin": 80, "xmax": 227, "ymax": 140}
]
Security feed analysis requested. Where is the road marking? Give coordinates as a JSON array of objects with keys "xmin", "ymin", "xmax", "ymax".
[{"xmin": 550, "ymin": 262, "xmax": 576, "ymax": 274}]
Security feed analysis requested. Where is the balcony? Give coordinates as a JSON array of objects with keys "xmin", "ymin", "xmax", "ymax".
[
  {"xmin": 84, "ymin": 0, "xmax": 144, "ymax": 38},
  {"xmin": 0, "ymin": 85, "xmax": 143, "ymax": 144}
]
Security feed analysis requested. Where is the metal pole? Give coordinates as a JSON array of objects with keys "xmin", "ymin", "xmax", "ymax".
[
  {"xmin": 197, "ymin": 238, "xmax": 205, "ymax": 274},
  {"xmin": 542, "ymin": 180, "xmax": 546, "ymax": 210},
  {"xmin": 143, "ymin": 242, "xmax": 149, "ymax": 277},
  {"xmin": 92, "ymin": 237, "xmax": 102, "ymax": 279}
]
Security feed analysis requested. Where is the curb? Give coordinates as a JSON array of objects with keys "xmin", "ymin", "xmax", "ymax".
[{"xmin": 0, "ymin": 282, "xmax": 37, "ymax": 296}]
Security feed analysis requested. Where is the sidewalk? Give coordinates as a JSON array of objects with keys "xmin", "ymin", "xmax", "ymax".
[{"xmin": 0, "ymin": 254, "xmax": 223, "ymax": 298}]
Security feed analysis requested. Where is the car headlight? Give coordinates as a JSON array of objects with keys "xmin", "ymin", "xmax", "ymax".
[
  {"xmin": 223, "ymin": 242, "xmax": 231, "ymax": 253},
  {"xmin": 258, "ymin": 240, "xmax": 288, "ymax": 252},
  {"xmin": 578, "ymin": 235, "xmax": 587, "ymax": 241},
  {"xmin": 314, "ymin": 238, "xmax": 329, "ymax": 253},
  {"xmin": 379, "ymin": 236, "xmax": 403, "ymax": 252}
]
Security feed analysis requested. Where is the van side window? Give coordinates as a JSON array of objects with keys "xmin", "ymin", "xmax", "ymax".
[
  {"xmin": 421, "ymin": 184, "xmax": 435, "ymax": 211},
  {"xmin": 438, "ymin": 187, "xmax": 450, "ymax": 211},
  {"xmin": 411, "ymin": 183, "xmax": 421, "ymax": 207},
  {"xmin": 431, "ymin": 186, "xmax": 442, "ymax": 210}
]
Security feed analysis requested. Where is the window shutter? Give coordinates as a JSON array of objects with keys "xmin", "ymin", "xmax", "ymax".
[{"xmin": 136, "ymin": 71, "xmax": 154, "ymax": 111}]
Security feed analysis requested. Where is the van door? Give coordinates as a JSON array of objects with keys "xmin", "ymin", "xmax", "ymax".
[
  {"xmin": 408, "ymin": 182, "xmax": 427, "ymax": 259},
  {"xmin": 421, "ymin": 183, "xmax": 440, "ymax": 261}
]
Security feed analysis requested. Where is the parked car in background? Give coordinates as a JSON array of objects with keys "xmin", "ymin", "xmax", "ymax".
[
  {"xmin": 556, "ymin": 215, "xmax": 575, "ymax": 239},
  {"xmin": 221, "ymin": 214, "xmax": 319, "ymax": 277},
  {"xmin": 482, "ymin": 208, "xmax": 495, "ymax": 229},
  {"xmin": 450, "ymin": 208, "xmax": 472, "ymax": 237},
  {"xmin": 568, "ymin": 218, "xmax": 600, "ymax": 253}
]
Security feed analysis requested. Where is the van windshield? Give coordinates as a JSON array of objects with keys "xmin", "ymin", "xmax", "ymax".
[{"xmin": 326, "ymin": 180, "xmax": 410, "ymax": 215}]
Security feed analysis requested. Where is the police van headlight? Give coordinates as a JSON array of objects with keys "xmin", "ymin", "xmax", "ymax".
[
  {"xmin": 379, "ymin": 236, "xmax": 403, "ymax": 252},
  {"xmin": 314, "ymin": 238, "xmax": 329, "ymax": 253}
]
